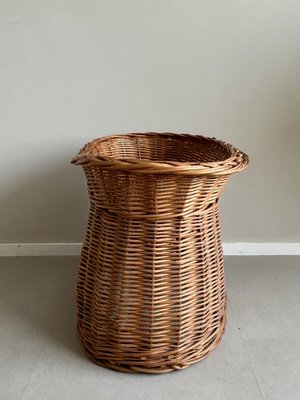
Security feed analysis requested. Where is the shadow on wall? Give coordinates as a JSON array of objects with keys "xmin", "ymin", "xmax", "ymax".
[{"xmin": 0, "ymin": 151, "xmax": 89, "ymax": 244}]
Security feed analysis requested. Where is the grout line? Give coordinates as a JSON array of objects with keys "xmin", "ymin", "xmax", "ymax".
[
  {"xmin": 248, "ymin": 358, "xmax": 266, "ymax": 400},
  {"xmin": 19, "ymin": 345, "xmax": 45, "ymax": 400},
  {"xmin": 230, "ymin": 314, "xmax": 265, "ymax": 400}
]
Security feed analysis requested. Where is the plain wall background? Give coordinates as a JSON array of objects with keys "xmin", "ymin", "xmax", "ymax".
[{"xmin": 0, "ymin": 0, "xmax": 299, "ymax": 244}]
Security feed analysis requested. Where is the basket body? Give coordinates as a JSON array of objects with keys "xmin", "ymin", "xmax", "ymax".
[{"xmin": 72, "ymin": 133, "xmax": 249, "ymax": 373}]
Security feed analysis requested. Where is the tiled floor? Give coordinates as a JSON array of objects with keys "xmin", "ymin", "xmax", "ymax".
[{"xmin": 0, "ymin": 256, "xmax": 299, "ymax": 400}]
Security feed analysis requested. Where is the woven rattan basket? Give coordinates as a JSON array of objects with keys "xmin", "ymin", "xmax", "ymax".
[{"xmin": 72, "ymin": 132, "xmax": 249, "ymax": 373}]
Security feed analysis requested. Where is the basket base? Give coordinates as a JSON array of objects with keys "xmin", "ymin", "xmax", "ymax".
[{"xmin": 77, "ymin": 310, "xmax": 226, "ymax": 374}]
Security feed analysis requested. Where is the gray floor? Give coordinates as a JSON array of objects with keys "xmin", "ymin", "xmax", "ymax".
[{"xmin": 0, "ymin": 256, "xmax": 299, "ymax": 400}]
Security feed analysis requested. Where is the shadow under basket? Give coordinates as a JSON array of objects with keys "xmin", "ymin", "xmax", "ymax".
[{"xmin": 71, "ymin": 132, "xmax": 249, "ymax": 373}]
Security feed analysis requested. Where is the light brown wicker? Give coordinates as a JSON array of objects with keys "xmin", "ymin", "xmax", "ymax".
[{"xmin": 72, "ymin": 132, "xmax": 249, "ymax": 373}]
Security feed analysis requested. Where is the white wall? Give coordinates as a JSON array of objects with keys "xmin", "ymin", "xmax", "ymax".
[{"xmin": 1, "ymin": 0, "xmax": 299, "ymax": 244}]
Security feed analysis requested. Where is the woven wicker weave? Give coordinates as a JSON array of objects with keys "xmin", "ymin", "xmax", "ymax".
[{"xmin": 72, "ymin": 132, "xmax": 249, "ymax": 373}]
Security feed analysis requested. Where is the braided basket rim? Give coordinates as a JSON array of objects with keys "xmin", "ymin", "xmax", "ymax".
[{"xmin": 71, "ymin": 132, "xmax": 249, "ymax": 176}]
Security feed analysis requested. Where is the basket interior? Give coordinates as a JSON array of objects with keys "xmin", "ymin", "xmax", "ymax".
[{"xmin": 90, "ymin": 134, "xmax": 232, "ymax": 164}]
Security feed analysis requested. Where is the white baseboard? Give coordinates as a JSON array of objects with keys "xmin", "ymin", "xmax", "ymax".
[
  {"xmin": 0, "ymin": 243, "xmax": 82, "ymax": 257},
  {"xmin": 223, "ymin": 243, "xmax": 300, "ymax": 256},
  {"xmin": 0, "ymin": 242, "xmax": 299, "ymax": 257}
]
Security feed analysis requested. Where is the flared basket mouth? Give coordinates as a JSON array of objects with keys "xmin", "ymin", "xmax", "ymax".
[{"xmin": 71, "ymin": 132, "xmax": 249, "ymax": 176}]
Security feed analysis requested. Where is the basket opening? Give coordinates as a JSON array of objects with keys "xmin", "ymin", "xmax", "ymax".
[{"xmin": 93, "ymin": 134, "xmax": 231, "ymax": 164}]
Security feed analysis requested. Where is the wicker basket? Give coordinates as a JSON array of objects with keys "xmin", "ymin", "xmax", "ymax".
[{"xmin": 72, "ymin": 132, "xmax": 249, "ymax": 373}]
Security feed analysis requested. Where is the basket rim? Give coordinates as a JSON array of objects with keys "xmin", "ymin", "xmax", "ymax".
[{"xmin": 71, "ymin": 132, "xmax": 249, "ymax": 176}]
